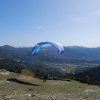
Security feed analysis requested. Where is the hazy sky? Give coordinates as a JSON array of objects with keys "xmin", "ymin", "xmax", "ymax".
[{"xmin": 0, "ymin": 0, "xmax": 100, "ymax": 47}]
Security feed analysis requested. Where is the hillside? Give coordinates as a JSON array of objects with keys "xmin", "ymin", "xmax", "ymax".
[
  {"xmin": 0, "ymin": 72, "xmax": 100, "ymax": 100},
  {"xmin": 74, "ymin": 66, "xmax": 100, "ymax": 83}
]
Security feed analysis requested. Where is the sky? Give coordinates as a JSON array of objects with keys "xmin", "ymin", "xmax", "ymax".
[{"xmin": 0, "ymin": 0, "xmax": 100, "ymax": 47}]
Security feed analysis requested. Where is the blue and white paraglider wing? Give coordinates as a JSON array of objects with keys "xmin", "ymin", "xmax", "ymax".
[{"xmin": 32, "ymin": 41, "xmax": 64, "ymax": 55}]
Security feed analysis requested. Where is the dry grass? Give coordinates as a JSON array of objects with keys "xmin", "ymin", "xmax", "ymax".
[
  {"xmin": 21, "ymin": 68, "xmax": 34, "ymax": 77},
  {"xmin": 0, "ymin": 72, "xmax": 100, "ymax": 100}
]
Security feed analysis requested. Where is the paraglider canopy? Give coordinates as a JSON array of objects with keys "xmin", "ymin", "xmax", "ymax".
[{"xmin": 32, "ymin": 41, "xmax": 64, "ymax": 55}]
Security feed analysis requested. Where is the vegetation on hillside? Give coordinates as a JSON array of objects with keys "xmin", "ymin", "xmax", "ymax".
[{"xmin": 0, "ymin": 72, "xmax": 100, "ymax": 100}]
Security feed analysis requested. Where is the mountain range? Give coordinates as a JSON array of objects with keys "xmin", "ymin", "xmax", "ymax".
[
  {"xmin": 1, "ymin": 45, "xmax": 100, "ymax": 80},
  {"xmin": 1, "ymin": 45, "xmax": 100, "ymax": 63}
]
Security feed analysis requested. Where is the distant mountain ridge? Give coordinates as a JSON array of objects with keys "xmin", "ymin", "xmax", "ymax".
[{"xmin": 1, "ymin": 45, "xmax": 100, "ymax": 63}]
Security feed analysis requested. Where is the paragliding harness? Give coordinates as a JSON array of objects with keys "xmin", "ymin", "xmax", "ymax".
[{"xmin": 43, "ymin": 74, "xmax": 49, "ymax": 82}]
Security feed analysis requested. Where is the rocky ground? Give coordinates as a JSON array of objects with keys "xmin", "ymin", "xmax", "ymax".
[{"xmin": 0, "ymin": 70, "xmax": 100, "ymax": 100}]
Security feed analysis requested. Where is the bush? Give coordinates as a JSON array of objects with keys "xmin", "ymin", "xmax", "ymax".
[
  {"xmin": 10, "ymin": 68, "xmax": 16, "ymax": 72},
  {"xmin": 94, "ymin": 80, "xmax": 99, "ymax": 85}
]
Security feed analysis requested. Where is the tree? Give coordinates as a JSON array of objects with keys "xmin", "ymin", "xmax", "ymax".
[
  {"xmin": 70, "ymin": 75, "xmax": 76, "ymax": 80},
  {"xmin": 84, "ymin": 75, "xmax": 90, "ymax": 84}
]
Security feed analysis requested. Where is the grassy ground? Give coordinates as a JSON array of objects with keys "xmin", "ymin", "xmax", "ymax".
[{"xmin": 0, "ymin": 72, "xmax": 100, "ymax": 100}]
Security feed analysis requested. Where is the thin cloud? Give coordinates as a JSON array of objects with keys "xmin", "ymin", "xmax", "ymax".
[
  {"xmin": 36, "ymin": 26, "xmax": 43, "ymax": 29},
  {"xmin": 72, "ymin": 18, "xmax": 82, "ymax": 21},
  {"xmin": 87, "ymin": 10, "xmax": 100, "ymax": 17},
  {"xmin": 95, "ymin": 10, "xmax": 100, "ymax": 15},
  {"xmin": 72, "ymin": 17, "xmax": 87, "ymax": 22},
  {"xmin": 72, "ymin": 10, "xmax": 100, "ymax": 22}
]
